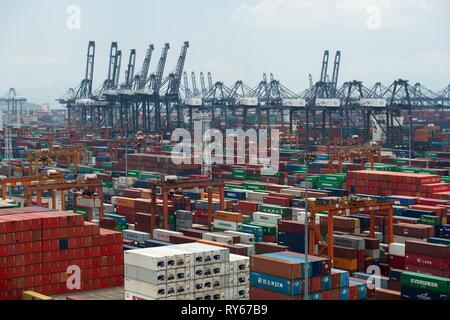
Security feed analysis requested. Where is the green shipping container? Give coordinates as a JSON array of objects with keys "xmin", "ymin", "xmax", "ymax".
[
  {"xmin": 232, "ymin": 168, "xmax": 248, "ymax": 180},
  {"xmin": 401, "ymin": 272, "xmax": 450, "ymax": 294},
  {"xmin": 250, "ymin": 223, "xmax": 277, "ymax": 236},
  {"xmin": 225, "ymin": 184, "xmax": 246, "ymax": 190},
  {"xmin": 259, "ymin": 204, "xmax": 290, "ymax": 217},
  {"xmin": 244, "ymin": 182, "xmax": 265, "ymax": 191},
  {"xmin": 420, "ymin": 215, "xmax": 441, "ymax": 226}
]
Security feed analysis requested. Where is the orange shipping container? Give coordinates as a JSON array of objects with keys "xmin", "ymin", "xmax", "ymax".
[
  {"xmin": 333, "ymin": 257, "xmax": 358, "ymax": 272},
  {"xmin": 213, "ymin": 211, "xmax": 243, "ymax": 223},
  {"xmin": 114, "ymin": 197, "xmax": 135, "ymax": 208}
]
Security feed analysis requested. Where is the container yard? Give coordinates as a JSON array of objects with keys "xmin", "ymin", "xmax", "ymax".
[{"xmin": 1, "ymin": 1, "xmax": 449, "ymax": 310}]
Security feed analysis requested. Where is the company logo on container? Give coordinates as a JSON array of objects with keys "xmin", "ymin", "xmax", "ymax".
[
  {"xmin": 258, "ymin": 277, "xmax": 284, "ymax": 288},
  {"xmin": 411, "ymin": 279, "xmax": 438, "ymax": 288}
]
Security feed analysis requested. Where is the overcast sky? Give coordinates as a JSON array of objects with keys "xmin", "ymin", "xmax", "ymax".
[{"xmin": 1, "ymin": 0, "xmax": 449, "ymax": 104}]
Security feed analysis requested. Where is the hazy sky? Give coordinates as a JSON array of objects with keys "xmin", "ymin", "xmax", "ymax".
[{"xmin": 1, "ymin": 0, "xmax": 449, "ymax": 104}]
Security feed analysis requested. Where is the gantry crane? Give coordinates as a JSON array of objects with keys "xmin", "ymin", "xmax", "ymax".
[
  {"xmin": 27, "ymin": 146, "xmax": 88, "ymax": 176},
  {"xmin": 325, "ymin": 143, "xmax": 381, "ymax": 173},
  {"xmin": 0, "ymin": 171, "xmax": 64, "ymax": 200},
  {"xmin": 307, "ymin": 197, "xmax": 394, "ymax": 261},
  {"xmin": 150, "ymin": 178, "xmax": 224, "ymax": 233},
  {"xmin": 23, "ymin": 174, "xmax": 104, "ymax": 218}
]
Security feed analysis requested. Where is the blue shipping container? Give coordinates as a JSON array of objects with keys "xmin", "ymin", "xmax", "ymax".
[{"xmin": 250, "ymin": 272, "xmax": 303, "ymax": 296}]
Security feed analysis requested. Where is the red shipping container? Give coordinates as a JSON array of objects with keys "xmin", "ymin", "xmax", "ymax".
[
  {"xmin": 263, "ymin": 196, "xmax": 290, "ymax": 207},
  {"xmin": 405, "ymin": 253, "xmax": 449, "ymax": 270},
  {"xmin": 389, "ymin": 255, "xmax": 405, "ymax": 270},
  {"xmin": 237, "ymin": 201, "xmax": 259, "ymax": 215}
]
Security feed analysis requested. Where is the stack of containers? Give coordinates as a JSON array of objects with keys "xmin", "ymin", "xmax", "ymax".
[
  {"xmin": 0, "ymin": 210, "xmax": 124, "ymax": 300},
  {"xmin": 176, "ymin": 210, "xmax": 193, "ymax": 231},
  {"xmin": 124, "ymin": 243, "xmax": 250, "ymax": 300},
  {"xmin": 277, "ymin": 220, "xmax": 306, "ymax": 254},
  {"xmin": 388, "ymin": 243, "xmax": 406, "ymax": 270},
  {"xmin": 347, "ymin": 170, "xmax": 442, "ymax": 197},
  {"xmin": 332, "ymin": 235, "xmax": 365, "ymax": 272},
  {"xmin": 404, "ymin": 240, "xmax": 450, "ymax": 278},
  {"xmin": 213, "ymin": 211, "xmax": 243, "ymax": 232},
  {"xmin": 250, "ymin": 252, "xmax": 367, "ymax": 300},
  {"xmin": 393, "ymin": 223, "xmax": 435, "ymax": 243},
  {"xmin": 251, "ymin": 212, "xmax": 281, "ymax": 242}
]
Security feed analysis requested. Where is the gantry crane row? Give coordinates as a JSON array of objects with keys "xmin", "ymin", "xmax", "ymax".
[
  {"xmin": 27, "ymin": 146, "xmax": 88, "ymax": 176},
  {"xmin": 122, "ymin": 49, "xmax": 136, "ymax": 89},
  {"xmin": 200, "ymin": 72, "xmax": 207, "ymax": 96},
  {"xmin": 307, "ymin": 200, "xmax": 394, "ymax": 261},
  {"xmin": 150, "ymin": 43, "xmax": 170, "ymax": 93},
  {"xmin": 191, "ymin": 72, "xmax": 199, "ymax": 96},
  {"xmin": 331, "ymin": 51, "xmax": 341, "ymax": 94},
  {"xmin": 320, "ymin": 50, "xmax": 330, "ymax": 83},
  {"xmin": 136, "ymin": 44, "xmax": 154, "ymax": 89},
  {"xmin": 325, "ymin": 144, "xmax": 381, "ymax": 173},
  {"xmin": 0, "ymin": 172, "xmax": 65, "ymax": 200},
  {"xmin": 150, "ymin": 179, "xmax": 225, "ymax": 233},
  {"xmin": 23, "ymin": 177, "xmax": 104, "ymax": 218},
  {"xmin": 207, "ymin": 72, "xmax": 213, "ymax": 90}
]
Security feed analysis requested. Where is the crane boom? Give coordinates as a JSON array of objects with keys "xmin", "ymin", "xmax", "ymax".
[
  {"xmin": 169, "ymin": 41, "xmax": 190, "ymax": 95},
  {"xmin": 138, "ymin": 44, "xmax": 154, "ymax": 89},
  {"xmin": 331, "ymin": 51, "xmax": 341, "ymax": 93},
  {"xmin": 124, "ymin": 49, "xmax": 136, "ymax": 89},
  {"xmin": 207, "ymin": 72, "xmax": 213, "ymax": 90},
  {"xmin": 114, "ymin": 50, "xmax": 122, "ymax": 89},
  {"xmin": 152, "ymin": 43, "xmax": 170, "ymax": 94},
  {"xmin": 200, "ymin": 72, "xmax": 207, "ymax": 95},
  {"xmin": 191, "ymin": 72, "xmax": 199, "ymax": 96},
  {"xmin": 183, "ymin": 71, "xmax": 191, "ymax": 97},
  {"xmin": 320, "ymin": 50, "xmax": 329, "ymax": 83}
]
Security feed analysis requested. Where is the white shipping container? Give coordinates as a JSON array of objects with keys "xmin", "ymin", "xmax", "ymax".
[
  {"xmin": 389, "ymin": 243, "xmax": 406, "ymax": 257},
  {"xmin": 76, "ymin": 196, "xmax": 101, "ymax": 208},
  {"xmin": 229, "ymin": 254, "xmax": 250, "ymax": 272},
  {"xmin": 124, "ymin": 278, "xmax": 167, "ymax": 299},
  {"xmin": 125, "ymin": 265, "xmax": 167, "ymax": 285},
  {"xmin": 124, "ymin": 249, "xmax": 167, "ymax": 271},
  {"xmin": 123, "ymin": 230, "xmax": 151, "ymax": 243},
  {"xmin": 153, "ymin": 229, "xmax": 183, "ymax": 243},
  {"xmin": 252, "ymin": 212, "xmax": 282, "ymax": 226},
  {"xmin": 246, "ymin": 190, "xmax": 269, "ymax": 202},
  {"xmin": 125, "ymin": 290, "xmax": 161, "ymax": 300},
  {"xmin": 202, "ymin": 232, "xmax": 234, "ymax": 245},
  {"xmin": 213, "ymin": 219, "xmax": 242, "ymax": 231},
  {"xmin": 224, "ymin": 231, "xmax": 254, "ymax": 245}
]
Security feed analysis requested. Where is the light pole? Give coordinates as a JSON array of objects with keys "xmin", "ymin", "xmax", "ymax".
[
  {"xmin": 125, "ymin": 122, "xmax": 129, "ymax": 189},
  {"xmin": 303, "ymin": 153, "xmax": 314, "ymax": 300}
]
